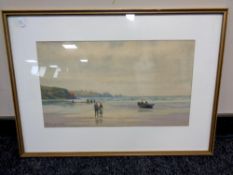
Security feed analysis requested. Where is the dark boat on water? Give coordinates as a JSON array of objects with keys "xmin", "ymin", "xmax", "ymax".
[{"xmin": 137, "ymin": 102, "xmax": 154, "ymax": 109}]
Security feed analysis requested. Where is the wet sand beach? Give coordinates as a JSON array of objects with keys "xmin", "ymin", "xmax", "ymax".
[{"xmin": 43, "ymin": 100, "xmax": 190, "ymax": 127}]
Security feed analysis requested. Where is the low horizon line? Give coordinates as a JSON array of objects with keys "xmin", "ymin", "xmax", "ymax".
[{"xmin": 40, "ymin": 85, "xmax": 191, "ymax": 97}]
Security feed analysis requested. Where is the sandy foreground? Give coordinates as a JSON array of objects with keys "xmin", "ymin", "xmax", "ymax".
[{"xmin": 43, "ymin": 102, "xmax": 189, "ymax": 127}]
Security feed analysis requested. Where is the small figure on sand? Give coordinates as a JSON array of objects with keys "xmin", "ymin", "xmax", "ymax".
[
  {"xmin": 94, "ymin": 102, "xmax": 103, "ymax": 119},
  {"xmin": 99, "ymin": 102, "xmax": 103, "ymax": 117},
  {"xmin": 94, "ymin": 102, "xmax": 99, "ymax": 118}
]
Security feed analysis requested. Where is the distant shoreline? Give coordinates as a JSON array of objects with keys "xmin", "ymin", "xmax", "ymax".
[{"xmin": 41, "ymin": 85, "xmax": 191, "ymax": 99}]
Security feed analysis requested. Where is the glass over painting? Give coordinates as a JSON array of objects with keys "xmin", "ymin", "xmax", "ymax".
[{"xmin": 34, "ymin": 40, "xmax": 195, "ymax": 127}]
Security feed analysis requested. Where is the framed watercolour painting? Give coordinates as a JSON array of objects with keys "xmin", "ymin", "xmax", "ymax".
[{"xmin": 2, "ymin": 9, "xmax": 227, "ymax": 156}]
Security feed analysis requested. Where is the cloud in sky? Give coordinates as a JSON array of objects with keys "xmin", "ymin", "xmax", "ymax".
[{"xmin": 37, "ymin": 40, "xmax": 195, "ymax": 96}]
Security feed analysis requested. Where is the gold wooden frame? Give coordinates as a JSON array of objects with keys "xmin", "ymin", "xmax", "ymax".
[{"xmin": 2, "ymin": 9, "xmax": 228, "ymax": 157}]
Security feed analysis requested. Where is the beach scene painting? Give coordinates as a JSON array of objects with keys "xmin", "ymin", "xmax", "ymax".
[{"xmin": 37, "ymin": 40, "xmax": 195, "ymax": 127}]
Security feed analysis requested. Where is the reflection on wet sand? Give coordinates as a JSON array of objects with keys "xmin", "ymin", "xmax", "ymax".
[{"xmin": 43, "ymin": 98, "xmax": 190, "ymax": 127}]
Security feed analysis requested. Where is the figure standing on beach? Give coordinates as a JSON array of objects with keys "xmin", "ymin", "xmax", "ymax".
[
  {"xmin": 94, "ymin": 102, "xmax": 104, "ymax": 119},
  {"xmin": 99, "ymin": 102, "xmax": 103, "ymax": 117},
  {"xmin": 94, "ymin": 102, "xmax": 99, "ymax": 118}
]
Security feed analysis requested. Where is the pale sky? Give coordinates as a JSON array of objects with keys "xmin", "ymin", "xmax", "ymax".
[{"xmin": 37, "ymin": 40, "xmax": 195, "ymax": 96}]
